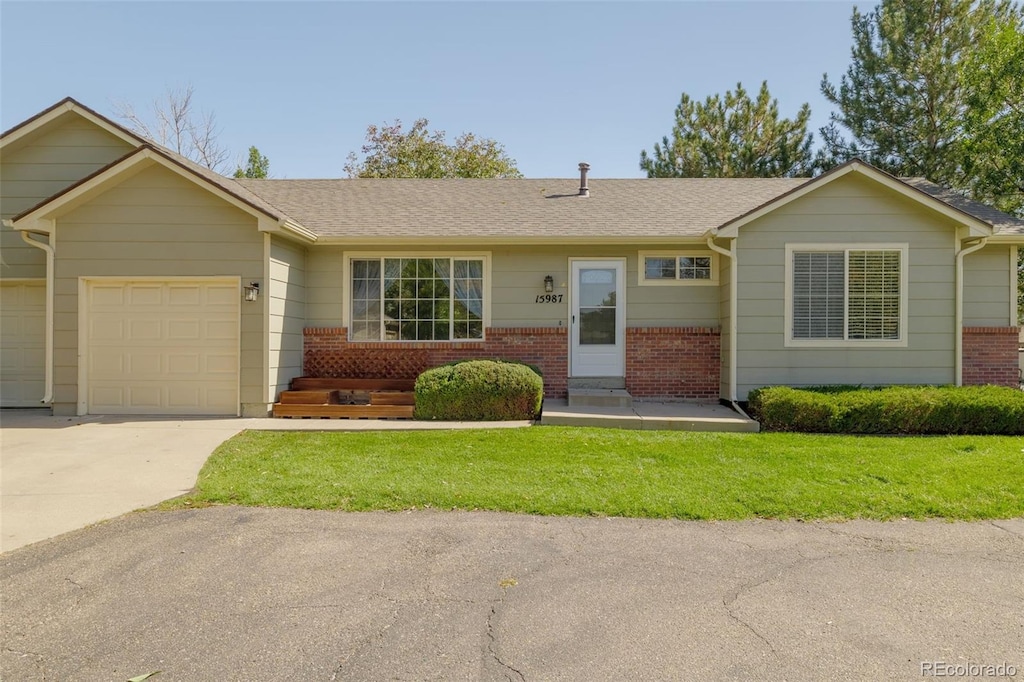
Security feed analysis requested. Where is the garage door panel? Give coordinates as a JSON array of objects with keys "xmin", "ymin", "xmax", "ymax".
[
  {"xmin": 205, "ymin": 319, "xmax": 238, "ymax": 340},
  {"xmin": 167, "ymin": 285, "xmax": 202, "ymax": 306},
  {"xmin": 167, "ymin": 354, "xmax": 201, "ymax": 374},
  {"xmin": 90, "ymin": 285, "xmax": 125, "ymax": 306},
  {"xmin": 129, "ymin": 318, "xmax": 163, "ymax": 340},
  {"xmin": 126, "ymin": 285, "xmax": 163, "ymax": 306},
  {"xmin": 85, "ymin": 280, "xmax": 239, "ymax": 415},
  {"xmin": 90, "ymin": 349, "xmax": 126, "ymax": 375},
  {"xmin": 167, "ymin": 319, "xmax": 201, "ymax": 340},
  {"xmin": 0, "ymin": 282, "xmax": 46, "ymax": 407}
]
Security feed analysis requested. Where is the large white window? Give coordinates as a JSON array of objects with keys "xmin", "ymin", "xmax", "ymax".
[
  {"xmin": 638, "ymin": 251, "xmax": 718, "ymax": 285},
  {"xmin": 349, "ymin": 256, "xmax": 486, "ymax": 341},
  {"xmin": 785, "ymin": 244, "xmax": 908, "ymax": 347}
]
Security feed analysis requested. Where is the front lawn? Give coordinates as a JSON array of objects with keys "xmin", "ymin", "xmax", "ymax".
[{"xmin": 168, "ymin": 428, "xmax": 1024, "ymax": 520}]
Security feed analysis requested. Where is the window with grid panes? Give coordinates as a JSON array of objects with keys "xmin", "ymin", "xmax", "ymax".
[{"xmin": 350, "ymin": 257, "xmax": 484, "ymax": 341}]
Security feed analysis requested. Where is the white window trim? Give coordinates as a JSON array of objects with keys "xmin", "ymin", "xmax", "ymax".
[
  {"xmin": 342, "ymin": 251, "xmax": 492, "ymax": 342},
  {"xmin": 784, "ymin": 243, "xmax": 909, "ymax": 348},
  {"xmin": 637, "ymin": 250, "xmax": 719, "ymax": 286}
]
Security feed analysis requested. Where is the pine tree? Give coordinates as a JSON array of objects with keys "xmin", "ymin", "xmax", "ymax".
[
  {"xmin": 640, "ymin": 81, "xmax": 814, "ymax": 178},
  {"xmin": 820, "ymin": 0, "xmax": 1023, "ymax": 216},
  {"xmin": 234, "ymin": 146, "xmax": 270, "ymax": 179}
]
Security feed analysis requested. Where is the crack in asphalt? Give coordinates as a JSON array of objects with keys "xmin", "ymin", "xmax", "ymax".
[
  {"xmin": 486, "ymin": 596, "xmax": 525, "ymax": 682},
  {"xmin": 4, "ymin": 646, "xmax": 47, "ymax": 680}
]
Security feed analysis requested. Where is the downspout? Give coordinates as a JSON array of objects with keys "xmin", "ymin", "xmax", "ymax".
[
  {"xmin": 707, "ymin": 236, "xmax": 748, "ymax": 416},
  {"xmin": 19, "ymin": 230, "xmax": 55, "ymax": 404},
  {"xmin": 955, "ymin": 237, "xmax": 988, "ymax": 386}
]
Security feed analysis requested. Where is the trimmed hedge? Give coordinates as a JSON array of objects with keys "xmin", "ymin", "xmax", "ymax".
[
  {"xmin": 414, "ymin": 359, "xmax": 544, "ymax": 421},
  {"xmin": 748, "ymin": 385, "xmax": 1024, "ymax": 435}
]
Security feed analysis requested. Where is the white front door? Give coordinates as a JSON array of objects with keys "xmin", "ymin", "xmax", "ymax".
[{"xmin": 570, "ymin": 259, "xmax": 625, "ymax": 377}]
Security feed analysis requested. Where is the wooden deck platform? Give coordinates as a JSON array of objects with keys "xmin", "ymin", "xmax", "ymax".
[{"xmin": 273, "ymin": 378, "xmax": 416, "ymax": 419}]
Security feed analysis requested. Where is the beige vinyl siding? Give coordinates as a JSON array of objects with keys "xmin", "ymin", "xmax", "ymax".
[
  {"xmin": 963, "ymin": 245, "xmax": 1014, "ymax": 326},
  {"xmin": 50, "ymin": 164, "xmax": 264, "ymax": 415},
  {"xmin": 305, "ymin": 244, "xmax": 721, "ymax": 330},
  {"xmin": 1, "ymin": 115, "xmax": 135, "ymax": 279},
  {"xmin": 735, "ymin": 174, "xmax": 958, "ymax": 399},
  {"xmin": 269, "ymin": 236, "xmax": 306, "ymax": 402}
]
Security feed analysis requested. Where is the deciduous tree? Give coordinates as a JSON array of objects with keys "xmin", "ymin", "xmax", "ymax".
[
  {"xmin": 344, "ymin": 119, "xmax": 521, "ymax": 179},
  {"xmin": 114, "ymin": 85, "xmax": 230, "ymax": 172}
]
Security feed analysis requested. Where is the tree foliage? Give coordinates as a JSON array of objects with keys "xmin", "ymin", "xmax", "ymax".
[
  {"xmin": 114, "ymin": 85, "xmax": 230, "ymax": 172},
  {"xmin": 819, "ymin": 0, "xmax": 1023, "ymax": 216},
  {"xmin": 640, "ymin": 81, "xmax": 814, "ymax": 178},
  {"xmin": 344, "ymin": 119, "xmax": 522, "ymax": 178},
  {"xmin": 234, "ymin": 146, "xmax": 270, "ymax": 179}
]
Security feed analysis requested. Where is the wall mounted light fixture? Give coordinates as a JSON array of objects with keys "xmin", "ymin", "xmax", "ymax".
[
  {"xmin": 544, "ymin": 275, "xmax": 554, "ymax": 293},
  {"xmin": 243, "ymin": 282, "xmax": 260, "ymax": 302}
]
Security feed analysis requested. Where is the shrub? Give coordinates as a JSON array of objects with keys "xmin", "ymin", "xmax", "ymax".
[
  {"xmin": 414, "ymin": 360, "xmax": 544, "ymax": 421},
  {"xmin": 748, "ymin": 385, "xmax": 1024, "ymax": 435}
]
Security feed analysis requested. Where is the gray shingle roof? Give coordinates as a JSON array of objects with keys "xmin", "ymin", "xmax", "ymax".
[
  {"xmin": 234, "ymin": 177, "xmax": 810, "ymax": 240},
  {"xmin": 235, "ymin": 175, "xmax": 1024, "ymax": 240},
  {"xmin": 901, "ymin": 178, "xmax": 1024, "ymax": 235}
]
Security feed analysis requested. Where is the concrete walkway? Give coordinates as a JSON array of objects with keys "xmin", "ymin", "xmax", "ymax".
[{"xmin": 540, "ymin": 399, "xmax": 760, "ymax": 431}]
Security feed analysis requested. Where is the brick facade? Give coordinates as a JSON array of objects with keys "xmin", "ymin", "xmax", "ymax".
[
  {"xmin": 303, "ymin": 326, "xmax": 723, "ymax": 400},
  {"xmin": 303, "ymin": 327, "xmax": 569, "ymax": 398},
  {"xmin": 962, "ymin": 326, "xmax": 1021, "ymax": 387},
  {"xmin": 626, "ymin": 327, "xmax": 721, "ymax": 399}
]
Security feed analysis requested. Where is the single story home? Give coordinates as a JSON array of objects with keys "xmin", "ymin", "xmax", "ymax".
[{"xmin": 2, "ymin": 97, "xmax": 1021, "ymax": 417}]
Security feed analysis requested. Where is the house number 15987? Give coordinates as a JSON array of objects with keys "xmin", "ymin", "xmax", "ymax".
[{"xmin": 535, "ymin": 294, "xmax": 563, "ymax": 303}]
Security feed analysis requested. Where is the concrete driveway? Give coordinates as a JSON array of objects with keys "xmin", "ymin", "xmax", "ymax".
[
  {"xmin": 0, "ymin": 410, "xmax": 531, "ymax": 553},
  {"xmin": 0, "ymin": 410, "xmax": 246, "ymax": 552},
  {"xmin": 1, "ymin": 508, "xmax": 1021, "ymax": 681}
]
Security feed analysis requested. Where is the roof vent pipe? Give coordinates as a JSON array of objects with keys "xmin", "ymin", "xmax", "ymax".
[{"xmin": 578, "ymin": 162, "xmax": 590, "ymax": 197}]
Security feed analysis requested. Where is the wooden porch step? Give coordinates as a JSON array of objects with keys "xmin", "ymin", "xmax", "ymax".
[
  {"xmin": 278, "ymin": 390, "xmax": 339, "ymax": 405},
  {"xmin": 291, "ymin": 377, "xmax": 416, "ymax": 392},
  {"xmin": 370, "ymin": 391, "xmax": 416, "ymax": 406},
  {"xmin": 272, "ymin": 404, "xmax": 415, "ymax": 419}
]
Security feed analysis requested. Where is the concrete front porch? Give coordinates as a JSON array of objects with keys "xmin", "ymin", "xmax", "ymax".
[{"xmin": 539, "ymin": 399, "xmax": 759, "ymax": 432}]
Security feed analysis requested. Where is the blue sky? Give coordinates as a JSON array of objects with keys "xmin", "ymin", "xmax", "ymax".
[{"xmin": 1, "ymin": 1, "xmax": 861, "ymax": 178}]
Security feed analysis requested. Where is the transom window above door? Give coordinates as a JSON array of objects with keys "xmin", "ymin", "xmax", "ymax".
[
  {"xmin": 639, "ymin": 251, "xmax": 718, "ymax": 285},
  {"xmin": 349, "ymin": 256, "xmax": 487, "ymax": 341}
]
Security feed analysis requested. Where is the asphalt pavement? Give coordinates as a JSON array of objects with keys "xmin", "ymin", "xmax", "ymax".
[{"xmin": 2, "ymin": 507, "xmax": 1021, "ymax": 681}]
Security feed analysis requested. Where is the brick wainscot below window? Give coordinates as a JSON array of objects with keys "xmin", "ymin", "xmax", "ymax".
[
  {"xmin": 962, "ymin": 326, "xmax": 1021, "ymax": 387},
  {"xmin": 304, "ymin": 326, "xmax": 723, "ymax": 400},
  {"xmin": 303, "ymin": 327, "xmax": 569, "ymax": 398}
]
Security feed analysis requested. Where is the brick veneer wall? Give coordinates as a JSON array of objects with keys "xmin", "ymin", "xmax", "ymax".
[
  {"xmin": 303, "ymin": 327, "xmax": 569, "ymax": 397},
  {"xmin": 626, "ymin": 327, "xmax": 721, "ymax": 399},
  {"xmin": 962, "ymin": 326, "xmax": 1021, "ymax": 387},
  {"xmin": 304, "ymin": 326, "xmax": 723, "ymax": 400}
]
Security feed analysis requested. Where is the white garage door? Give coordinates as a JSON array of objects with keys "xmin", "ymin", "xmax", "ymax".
[
  {"xmin": 85, "ymin": 280, "xmax": 239, "ymax": 415},
  {"xmin": 0, "ymin": 281, "xmax": 46, "ymax": 407}
]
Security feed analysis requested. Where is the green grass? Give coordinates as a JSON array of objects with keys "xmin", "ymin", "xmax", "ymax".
[{"xmin": 167, "ymin": 427, "xmax": 1024, "ymax": 520}]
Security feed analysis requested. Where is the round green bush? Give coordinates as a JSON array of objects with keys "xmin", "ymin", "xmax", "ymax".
[{"xmin": 414, "ymin": 360, "xmax": 544, "ymax": 421}]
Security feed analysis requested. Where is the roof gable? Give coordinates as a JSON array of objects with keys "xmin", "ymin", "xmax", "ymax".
[
  {"xmin": 8, "ymin": 144, "xmax": 313, "ymax": 241},
  {"xmin": 0, "ymin": 97, "xmax": 144, "ymax": 152},
  {"xmin": 712, "ymin": 160, "xmax": 995, "ymax": 239}
]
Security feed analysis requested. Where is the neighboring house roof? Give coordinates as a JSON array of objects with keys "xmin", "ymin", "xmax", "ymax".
[
  {"xmin": 235, "ymin": 177, "xmax": 809, "ymax": 241},
  {"xmin": 902, "ymin": 178, "xmax": 1024, "ymax": 236},
  {"xmin": 0, "ymin": 96, "xmax": 145, "ymax": 149}
]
